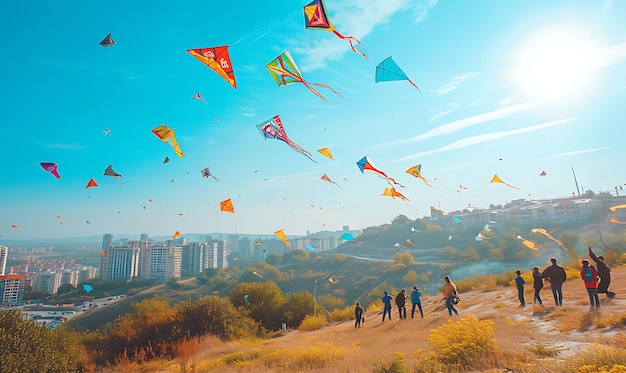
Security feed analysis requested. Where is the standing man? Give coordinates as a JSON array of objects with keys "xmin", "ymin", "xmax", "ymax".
[
  {"xmin": 395, "ymin": 289, "xmax": 407, "ymax": 319},
  {"xmin": 382, "ymin": 291, "xmax": 393, "ymax": 322},
  {"xmin": 589, "ymin": 247, "xmax": 615, "ymax": 298},
  {"xmin": 532, "ymin": 266, "xmax": 544, "ymax": 305},
  {"xmin": 410, "ymin": 286, "xmax": 423, "ymax": 319},
  {"xmin": 354, "ymin": 302, "xmax": 365, "ymax": 328},
  {"xmin": 542, "ymin": 258, "xmax": 567, "ymax": 306},
  {"xmin": 514, "ymin": 270, "xmax": 525, "ymax": 307}
]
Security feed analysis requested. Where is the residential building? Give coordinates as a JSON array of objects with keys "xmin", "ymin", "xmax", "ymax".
[
  {"xmin": 0, "ymin": 274, "xmax": 25, "ymax": 304},
  {"xmin": 0, "ymin": 245, "xmax": 7, "ymax": 275}
]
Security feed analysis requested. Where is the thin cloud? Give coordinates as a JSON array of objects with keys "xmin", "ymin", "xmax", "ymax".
[
  {"xmin": 386, "ymin": 100, "xmax": 537, "ymax": 146},
  {"xmin": 428, "ymin": 109, "xmax": 453, "ymax": 122},
  {"xmin": 295, "ymin": 0, "xmax": 436, "ymax": 71},
  {"xmin": 393, "ymin": 118, "xmax": 575, "ymax": 162},
  {"xmin": 434, "ymin": 72, "xmax": 478, "ymax": 96},
  {"xmin": 41, "ymin": 143, "xmax": 82, "ymax": 150},
  {"xmin": 552, "ymin": 147, "xmax": 610, "ymax": 158}
]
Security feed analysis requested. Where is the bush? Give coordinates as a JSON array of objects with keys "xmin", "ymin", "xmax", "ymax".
[
  {"xmin": 428, "ymin": 316, "xmax": 496, "ymax": 367},
  {"xmin": 373, "ymin": 352, "xmax": 407, "ymax": 373},
  {"xmin": 558, "ymin": 346, "xmax": 626, "ymax": 373},
  {"xmin": 298, "ymin": 314, "xmax": 327, "ymax": 331},
  {"xmin": 329, "ymin": 305, "xmax": 354, "ymax": 323}
]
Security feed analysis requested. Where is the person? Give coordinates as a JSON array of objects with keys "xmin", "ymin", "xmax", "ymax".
[
  {"xmin": 514, "ymin": 270, "xmax": 525, "ymax": 307},
  {"xmin": 588, "ymin": 247, "xmax": 615, "ymax": 298},
  {"xmin": 382, "ymin": 291, "xmax": 393, "ymax": 322},
  {"xmin": 410, "ymin": 286, "xmax": 423, "ymax": 319},
  {"xmin": 541, "ymin": 258, "xmax": 567, "ymax": 306},
  {"xmin": 580, "ymin": 259, "xmax": 600, "ymax": 308},
  {"xmin": 532, "ymin": 266, "xmax": 543, "ymax": 305},
  {"xmin": 354, "ymin": 302, "xmax": 364, "ymax": 328},
  {"xmin": 395, "ymin": 289, "xmax": 407, "ymax": 319},
  {"xmin": 443, "ymin": 276, "xmax": 459, "ymax": 316}
]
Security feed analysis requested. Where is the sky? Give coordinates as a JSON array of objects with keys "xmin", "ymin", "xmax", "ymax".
[{"xmin": 1, "ymin": 0, "xmax": 626, "ymax": 241}]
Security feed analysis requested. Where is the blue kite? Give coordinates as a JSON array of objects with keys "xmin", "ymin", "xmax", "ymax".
[{"xmin": 375, "ymin": 57, "xmax": 421, "ymax": 93}]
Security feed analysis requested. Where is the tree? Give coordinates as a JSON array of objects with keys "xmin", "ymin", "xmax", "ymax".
[
  {"xmin": 56, "ymin": 283, "xmax": 75, "ymax": 294},
  {"xmin": 281, "ymin": 291, "xmax": 314, "ymax": 328},
  {"xmin": 393, "ymin": 252, "xmax": 415, "ymax": 265},
  {"xmin": 0, "ymin": 309, "xmax": 84, "ymax": 372},
  {"xmin": 229, "ymin": 282, "xmax": 286, "ymax": 330}
]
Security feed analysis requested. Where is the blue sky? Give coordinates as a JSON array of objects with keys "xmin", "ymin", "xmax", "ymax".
[{"xmin": 2, "ymin": 0, "xmax": 625, "ymax": 240}]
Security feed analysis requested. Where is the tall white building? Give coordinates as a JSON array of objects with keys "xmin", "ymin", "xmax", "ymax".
[
  {"xmin": 0, "ymin": 274, "xmax": 25, "ymax": 304},
  {"xmin": 0, "ymin": 245, "xmax": 8, "ymax": 276}
]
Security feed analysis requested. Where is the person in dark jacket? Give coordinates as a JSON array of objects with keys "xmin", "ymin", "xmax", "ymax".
[
  {"xmin": 532, "ymin": 266, "xmax": 543, "ymax": 305},
  {"xmin": 514, "ymin": 270, "xmax": 525, "ymax": 307},
  {"xmin": 589, "ymin": 247, "xmax": 615, "ymax": 298},
  {"xmin": 541, "ymin": 258, "xmax": 566, "ymax": 306},
  {"xmin": 354, "ymin": 302, "xmax": 364, "ymax": 328},
  {"xmin": 395, "ymin": 289, "xmax": 407, "ymax": 319}
]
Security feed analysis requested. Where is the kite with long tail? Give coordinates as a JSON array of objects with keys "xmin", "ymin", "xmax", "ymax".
[
  {"xmin": 303, "ymin": 0, "xmax": 367, "ymax": 59},
  {"xmin": 256, "ymin": 115, "xmax": 316, "ymax": 162},
  {"xmin": 490, "ymin": 174, "xmax": 520, "ymax": 190},
  {"xmin": 266, "ymin": 50, "xmax": 344, "ymax": 103},
  {"xmin": 357, "ymin": 155, "xmax": 404, "ymax": 187}
]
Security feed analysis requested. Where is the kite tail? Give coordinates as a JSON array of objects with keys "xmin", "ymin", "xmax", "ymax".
[
  {"xmin": 407, "ymin": 79, "xmax": 422, "ymax": 94},
  {"xmin": 387, "ymin": 177, "xmax": 405, "ymax": 188},
  {"xmin": 333, "ymin": 30, "xmax": 368, "ymax": 59},
  {"xmin": 211, "ymin": 175, "xmax": 220, "ymax": 182},
  {"xmin": 504, "ymin": 182, "xmax": 521, "ymax": 190},
  {"xmin": 301, "ymin": 80, "xmax": 344, "ymax": 104}
]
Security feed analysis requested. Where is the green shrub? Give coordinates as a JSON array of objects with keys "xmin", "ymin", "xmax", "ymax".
[{"xmin": 373, "ymin": 352, "xmax": 407, "ymax": 373}]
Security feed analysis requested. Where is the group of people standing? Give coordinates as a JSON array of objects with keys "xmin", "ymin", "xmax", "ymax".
[
  {"xmin": 515, "ymin": 247, "xmax": 615, "ymax": 309},
  {"xmin": 354, "ymin": 247, "xmax": 615, "ymax": 328}
]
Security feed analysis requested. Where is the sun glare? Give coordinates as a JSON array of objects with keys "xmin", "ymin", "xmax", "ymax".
[{"xmin": 510, "ymin": 25, "xmax": 602, "ymax": 99}]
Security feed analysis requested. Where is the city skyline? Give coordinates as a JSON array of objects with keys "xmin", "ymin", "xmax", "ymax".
[{"xmin": 2, "ymin": 1, "xmax": 626, "ymax": 240}]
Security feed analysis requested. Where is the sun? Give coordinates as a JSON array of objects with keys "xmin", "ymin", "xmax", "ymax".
[{"xmin": 509, "ymin": 25, "xmax": 601, "ymax": 99}]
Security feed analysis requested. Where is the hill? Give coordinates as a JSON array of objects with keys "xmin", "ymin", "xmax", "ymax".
[{"xmin": 149, "ymin": 266, "xmax": 626, "ymax": 372}]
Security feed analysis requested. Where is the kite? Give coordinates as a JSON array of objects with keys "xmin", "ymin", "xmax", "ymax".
[
  {"xmin": 220, "ymin": 198, "xmax": 235, "ymax": 213},
  {"xmin": 453, "ymin": 216, "xmax": 462, "ymax": 224},
  {"xmin": 99, "ymin": 250, "xmax": 105, "ymax": 256},
  {"xmin": 253, "ymin": 271, "xmax": 264, "ymax": 279},
  {"xmin": 82, "ymin": 284, "xmax": 93, "ymax": 293},
  {"xmin": 103, "ymin": 128, "xmax": 111, "ymax": 135},
  {"xmin": 244, "ymin": 294, "xmax": 249, "ymax": 305},
  {"xmin": 40, "ymin": 162, "xmax": 61, "ymax": 178},
  {"xmin": 186, "ymin": 46, "xmax": 236, "ymax": 88},
  {"xmin": 339, "ymin": 232, "xmax": 354, "ymax": 241},
  {"xmin": 86, "ymin": 221, "xmax": 91, "ymax": 224},
  {"xmin": 490, "ymin": 174, "xmax": 521, "ymax": 190},
  {"xmin": 610, "ymin": 217, "xmax": 626, "ymax": 225},
  {"xmin": 104, "ymin": 165, "xmax": 123, "ymax": 179},
  {"xmin": 410, "ymin": 227, "xmax": 421, "ymax": 232},
  {"xmin": 85, "ymin": 178, "xmax": 98, "ymax": 188},
  {"xmin": 475, "ymin": 232, "xmax": 490, "ymax": 241},
  {"xmin": 531, "ymin": 228, "xmax": 567, "ymax": 251},
  {"xmin": 163, "ymin": 156, "xmax": 170, "ymax": 164},
  {"xmin": 375, "ymin": 57, "xmax": 421, "ymax": 93},
  {"xmin": 11, "ymin": 224, "xmax": 19, "ymax": 228},
  {"xmin": 201, "ymin": 167, "xmax": 220, "ymax": 181},
  {"xmin": 321, "ymin": 173, "xmax": 340, "ymax": 187},
  {"xmin": 173, "ymin": 230, "xmax": 182, "ymax": 239},
  {"xmin": 517, "ymin": 236, "xmax": 538, "ymax": 250},
  {"xmin": 405, "ymin": 164, "xmax": 432, "ymax": 186},
  {"xmin": 381, "ymin": 187, "xmax": 409, "ymax": 203},
  {"xmin": 305, "ymin": 245, "xmax": 315, "ymax": 252},
  {"xmin": 430, "ymin": 206, "xmax": 446, "ymax": 216},
  {"xmin": 303, "ymin": 0, "xmax": 367, "ymax": 59},
  {"xmin": 394, "ymin": 243, "xmax": 406, "ymax": 250},
  {"xmin": 256, "ymin": 115, "xmax": 315, "ymax": 162},
  {"xmin": 357, "ymin": 156, "xmax": 404, "ymax": 187},
  {"xmin": 192, "ymin": 92, "xmax": 207, "ymax": 103},
  {"xmin": 317, "ymin": 147, "xmax": 334, "ymax": 160},
  {"xmin": 266, "ymin": 50, "xmax": 344, "ymax": 103},
  {"xmin": 99, "ymin": 33, "xmax": 115, "ymax": 47},
  {"xmin": 406, "ymin": 239, "xmax": 415, "ymax": 246},
  {"xmin": 152, "ymin": 124, "xmax": 185, "ymax": 158},
  {"xmin": 255, "ymin": 240, "xmax": 265, "ymax": 248},
  {"xmin": 609, "ymin": 204, "xmax": 626, "ymax": 212},
  {"xmin": 540, "ymin": 171, "xmax": 547, "ymax": 176},
  {"xmin": 328, "ymin": 276, "xmax": 339, "ymax": 284},
  {"xmin": 274, "ymin": 229, "xmax": 291, "ymax": 247}
]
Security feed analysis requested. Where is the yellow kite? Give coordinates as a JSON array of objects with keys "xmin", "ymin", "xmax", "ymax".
[
  {"xmin": 274, "ymin": 229, "xmax": 291, "ymax": 247},
  {"xmin": 531, "ymin": 228, "xmax": 567, "ymax": 251},
  {"xmin": 152, "ymin": 124, "xmax": 185, "ymax": 158},
  {"xmin": 517, "ymin": 236, "xmax": 537, "ymax": 250},
  {"xmin": 405, "ymin": 164, "xmax": 432, "ymax": 187},
  {"xmin": 609, "ymin": 204, "xmax": 626, "ymax": 212},
  {"xmin": 490, "ymin": 174, "xmax": 520, "ymax": 190},
  {"xmin": 317, "ymin": 147, "xmax": 334, "ymax": 160}
]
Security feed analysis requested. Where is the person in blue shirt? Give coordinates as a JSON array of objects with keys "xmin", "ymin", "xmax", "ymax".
[
  {"xmin": 382, "ymin": 291, "xmax": 393, "ymax": 322},
  {"xmin": 532, "ymin": 266, "xmax": 543, "ymax": 305},
  {"xmin": 410, "ymin": 285, "xmax": 423, "ymax": 319},
  {"xmin": 514, "ymin": 270, "xmax": 525, "ymax": 307}
]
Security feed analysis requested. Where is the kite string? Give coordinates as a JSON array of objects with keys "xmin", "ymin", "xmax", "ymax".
[{"xmin": 231, "ymin": 10, "xmax": 300, "ymax": 47}]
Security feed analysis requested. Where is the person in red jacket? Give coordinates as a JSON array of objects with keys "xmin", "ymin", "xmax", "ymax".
[{"xmin": 580, "ymin": 259, "xmax": 600, "ymax": 308}]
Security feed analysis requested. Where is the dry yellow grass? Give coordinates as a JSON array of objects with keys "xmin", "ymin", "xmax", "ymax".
[{"xmin": 139, "ymin": 266, "xmax": 626, "ymax": 372}]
